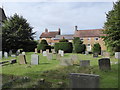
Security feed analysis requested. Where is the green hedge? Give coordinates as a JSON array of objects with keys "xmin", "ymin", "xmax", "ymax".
[
  {"xmin": 75, "ymin": 44, "xmax": 86, "ymax": 53},
  {"xmin": 92, "ymin": 43, "xmax": 101, "ymax": 54},
  {"xmin": 54, "ymin": 42, "xmax": 73, "ymax": 53}
]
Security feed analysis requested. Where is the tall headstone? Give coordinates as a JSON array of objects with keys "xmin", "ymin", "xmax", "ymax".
[
  {"xmin": 0, "ymin": 51, "xmax": 2, "ymax": 59},
  {"xmin": 80, "ymin": 60, "xmax": 90, "ymax": 67},
  {"xmin": 60, "ymin": 58, "xmax": 73, "ymax": 66},
  {"xmin": 61, "ymin": 51, "xmax": 64, "ymax": 57},
  {"xmin": 115, "ymin": 52, "xmax": 120, "ymax": 59},
  {"xmin": 47, "ymin": 53, "xmax": 53, "ymax": 60},
  {"xmin": 4, "ymin": 52, "xmax": 8, "ymax": 58},
  {"xmin": 98, "ymin": 58, "xmax": 111, "ymax": 70},
  {"xmin": 43, "ymin": 51, "xmax": 47, "ymax": 56},
  {"xmin": 40, "ymin": 50, "xmax": 42, "ymax": 53},
  {"xmin": 58, "ymin": 50, "xmax": 61, "ymax": 54},
  {"xmin": 35, "ymin": 48, "xmax": 38, "ymax": 54},
  {"xmin": 31, "ymin": 54, "xmax": 39, "ymax": 65},
  {"xmin": 69, "ymin": 73, "xmax": 99, "ymax": 88},
  {"xmin": 22, "ymin": 52, "xmax": 25, "ymax": 55},
  {"xmin": 18, "ymin": 54, "xmax": 27, "ymax": 64}
]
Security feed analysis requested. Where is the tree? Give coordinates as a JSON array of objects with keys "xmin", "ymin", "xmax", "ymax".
[
  {"xmin": 2, "ymin": 14, "xmax": 36, "ymax": 52},
  {"xmin": 92, "ymin": 43, "xmax": 101, "ymax": 54},
  {"xmin": 73, "ymin": 37, "xmax": 83, "ymax": 44},
  {"xmin": 102, "ymin": 1, "xmax": 120, "ymax": 52}
]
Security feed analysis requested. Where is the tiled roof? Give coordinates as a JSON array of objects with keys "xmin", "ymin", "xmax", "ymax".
[
  {"xmin": 40, "ymin": 31, "xmax": 60, "ymax": 38},
  {"xmin": 0, "ymin": 8, "xmax": 6, "ymax": 22},
  {"xmin": 74, "ymin": 29, "xmax": 105, "ymax": 37},
  {"xmin": 55, "ymin": 35, "xmax": 74, "ymax": 40}
]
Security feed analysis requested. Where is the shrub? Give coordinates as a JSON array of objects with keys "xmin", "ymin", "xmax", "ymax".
[
  {"xmin": 59, "ymin": 38, "xmax": 68, "ymax": 42},
  {"xmin": 75, "ymin": 44, "xmax": 86, "ymax": 53},
  {"xmin": 92, "ymin": 43, "xmax": 101, "ymax": 54},
  {"xmin": 54, "ymin": 42, "xmax": 73, "ymax": 53}
]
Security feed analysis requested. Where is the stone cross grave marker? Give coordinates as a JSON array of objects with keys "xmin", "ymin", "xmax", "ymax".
[
  {"xmin": 80, "ymin": 60, "xmax": 90, "ymax": 67},
  {"xmin": 0, "ymin": 51, "xmax": 2, "ymax": 59},
  {"xmin": 4, "ymin": 52, "xmax": 8, "ymax": 58},
  {"xmin": 22, "ymin": 52, "xmax": 25, "ymax": 55},
  {"xmin": 43, "ymin": 51, "xmax": 47, "ymax": 56},
  {"xmin": 47, "ymin": 53, "xmax": 53, "ymax": 60},
  {"xmin": 31, "ymin": 54, "xmax": 39, "ymax": 65},
  {"xmin": 70, "ymin": 55, "xmax": 78, "ymax": 64},
  {"xmin": 35, "ymin": 48, "xmax": 38, "ymax": 54},
  {"xmin": 18, "ymin": 54, "xmax": 27, "ymax": 64},
  {"xmin": 69, "ymin": 73, "xmax": 99, "ymax": 88},
  {"xmin": 98, "ymin": 58, "xmax": 111, "ymax": 70},
  {"xmin": 115, "ymin": 52, "xmax": 120, "ymax": 59},
  {"xmin": 60, "ymin": 58, "xmax": 73, "ymax": 66}
]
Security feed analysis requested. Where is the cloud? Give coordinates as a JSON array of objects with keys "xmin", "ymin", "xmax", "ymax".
[{"xmin": 3, "ymin": 2, "xmax": 113, "ymax": 39}]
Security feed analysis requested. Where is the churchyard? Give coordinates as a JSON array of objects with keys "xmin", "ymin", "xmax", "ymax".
[{"xmin": 0, "ymin": 51, "xmax": 118, "ymax": 88}]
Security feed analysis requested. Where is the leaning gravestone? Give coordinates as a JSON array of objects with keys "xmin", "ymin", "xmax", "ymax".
[
  {"xmin": 61, "ymin": 51, "xmax": 64, "ymax": 57},
  {"xmin": 115, "ymin": 52, "xmax": 120, "ymax": 59},
  {"xmin": 80, "ymin": 60, "xmax": 90, "ymax": 67},
  {"xmin": 69, "ymin": 73, "xmax": 99, "ymax": 88},
  {"xmin": 4, "ymin": 52, "xmax": 8, "ymax": 58},
  {"xmin": 43, "ymin": 51, "xmax": 47, "ymax": 56},
  {"xmin": 93, "ymin": 52, "xmax": 98, "ymax": 57},
  {"xmin": 22, "ymin": 52, "xmax": 25, "ymax": 55},
  {"xmin": 31, "ymin": 54, "xmax": 39, "ymax": 65},
  {"xmin": 47, "ymin": 53, "xmax": 53, "ymax": 60},
  {"xmin": 98, "ymin": 58, "xmax": 111, "ymax": 70},
  {"xmin": 0, "ymin": 51, "xmax": 2, "ymax": 59},
  {"xmin": 18, "ymin": 54, "xmax": 27, "ymax": 64},
  {"xmin": 70, "ymin": 55, "xmax": 78, "ymax": 64},
  {"xmin": 60, "ymin": 58, "xmax": 73, "ymax": 66}
]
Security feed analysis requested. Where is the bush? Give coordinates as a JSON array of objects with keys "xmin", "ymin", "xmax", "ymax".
[
  {"xmin": 54, "ymin": 42, "xmax": 73, "ymax": 53},
  {"xmin": 92, "ymin": 43, "xmax": 101, "ymax": 54},
  {"xmin": 59, "ymin": 38, "xmax": 68, "ymax": 42},
  {"xmin": 75, "ymin": 44, "xmax": 86, "ymax": 53}
]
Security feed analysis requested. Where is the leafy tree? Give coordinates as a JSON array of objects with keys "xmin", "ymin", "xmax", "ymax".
[
  {"xmin": 2, "ymin": 14, "xmax": 36, "ymax": 52},
  {"xmin": 73, "ymin": 37, "xmax": 83, "ymax": 44},
  {"xmin": 102, "ymin": 1, "xmax": 120, "ymax": 52},
  {"xmin": 92, "ymin": 43, "xmax": 101, "ymax": 54}
]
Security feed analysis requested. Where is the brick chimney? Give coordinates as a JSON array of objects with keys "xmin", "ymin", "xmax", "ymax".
[
  {"xmin": 45, "ymin": 28, "xmax": 48, "ymax": 33},
  {"xmin": 58, "ymin": 28, "xmax": 61, "ymax": 35},
  {"xmin": 75, "ymin": 26, "xmax": 78, "ymax": 31}
]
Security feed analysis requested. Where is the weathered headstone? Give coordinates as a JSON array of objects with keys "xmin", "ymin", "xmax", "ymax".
[
  {"xmin": 51, "ymin": 49, "xmax": 56, "ymax": 54},
  {"xmin": 56, "ymin": 54, "xmax": 61, "ymax": 60},
  {"xmin": 9, "ymin": 50, "xmax": 12, "ymax": 56},
  {"xmin": 61, "ymin": 51, "xmax": 64, "ymax": 57},
  {"xmin": 47, "ymin": 53, "xmax": 53, "ymax": 60},
  {"xmin": 98, "ymin": 58, "xmax": 111, "ymax": 70},
  {"xmin": 115, "ymin": 52, "xmax": 120, "ymax": 59},
  {"xmin": 18, "ymin": 54, "xmax": 27, "ymax": 64},
  {"xmin": 35, "ymin": 48, "xmax": 38, "ymax": 54},
  {"xmin": 0, "ymin": 51, "xmax": 2, "ymax": 59},
  {"xmin": 22, "ymin": 52, "xmax": 25, "ymax": 55},
  {"xmin": 43, "ymin": 51, "xmax": 47, "ymax": 56},
  {"xmin": 40, "ymin": 50, "xmax": 42, "ymax": 53},
  {"xmin": 31, "ymin": 54, "xmax": 39, "ymax": 65},
  {"xmin": 80, "ymin": 60, "xmax": 90, "ymax": 67},
  {"xmin": 70, "ymin": 55, "xmax": 78, "ymax": 64},
  {"xmin": 69, "ymin": 73, "xmax": 99, "ymax": 88},
  {"xmin": 103, "ymin": 52, "xmax": 110, "ymax": 58},
  {"xmin": 58, "ymin": 50, "xmax": 62, "ymax": 54},
  {"xmin": 60, "ymin": 58, "xmax": 73, "ymax": 66},
  {"xmin": 93, "ymin": 52, "xmax": 98, "ymax": 57},
  {"xmin": 4, "ymin": 52, "xmax": 8, "ymax": 58}
]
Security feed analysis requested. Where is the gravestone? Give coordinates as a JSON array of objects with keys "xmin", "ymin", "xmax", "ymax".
[
  {"xmin": 18, "ymin": 54, "xmax": 27, "ymax": 64},
  {"xmin": 60, "ymin": 58, "xmax": 73, "ymax": 66},
  {"xmin": 103, "ymin": 52, "xmax": 110, "ymax": 58},
  {"xmin": 22, "ymin": 52, "xmax": 25, "ymax": 55},
  {"xmin": 85, "ymin": 51, "xmax": 89, "ymax": 55},
  {"xmin": 80, "ymin": 60, "xmax": 90, "ymax": 67},
  {"xmin": 56, "ymin": 54, "xmax": 61, "ymax": 60},
  {"xmin": 58, "ymin": 50, "xmax": 62, "ymax": 54},
  {"xmin": 4, "ymin": 52, "xmax": 8, "ymax": 58},
  {"xmin": 16, "ymin": 50, "xmax": 19, "ymax": 56},
  {"xmin": 115, "ymin": 52, "xmax": 120, "ymax": 59},
  {"xmin": 61, "ymin": 51, "xmax": 64, "ymax": 57},
  {"xmin": 35, "ymin": 48, "xmax": 38, "ymax": 54},
  {"xmin": 47, "ymin": 53, "xmax": 53, "ymax": 60},
  {"xmin": 51, "ymin": 49, "xmax": 56, "ymax": 54},
  {"xmin": 43, "ymin": 51, "xmax": 47, "ymax": 56},
  {"xmin": 0, "ymin": 51, "xmax": 2, "ymax": 59},
  {"xmin": 31, "ymin": 54, "xmax": 39, "ymax": 65},
  {"xmin": 46, "ymin": 49, "xmax": 49, "ymax": 54},
  {"xmin": 9, "ymin": 50, "xmax": 12, "ymax": 56},
  {"xmin": 40, "ymin": 50, "xmax": 42, "ymax": 53},
  {"xmin": 69, "ymin": 73, "xmax": 99, "ymax": 88},
  {"xmin": 10, "ymin": 59, "xmax": 17, "ymax": 64},
  {"xmin": 70, "ymin": 55, "xmax": 78, "ymax": 64},
  {"xmin": 11, "ymin": 54, "xmax": 16, "ymax": 57},
  {"xmin": 93, "ymin": 52, "xmax": 98, "ymax": 57},
  {"xmin": 98, "ymin": 58, "xmax": 111, "ymax": 70}
]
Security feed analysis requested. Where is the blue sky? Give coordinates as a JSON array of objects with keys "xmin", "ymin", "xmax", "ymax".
[{"xmin": 2, "ymin": 2, "xmax": 115, "ymax": 39}]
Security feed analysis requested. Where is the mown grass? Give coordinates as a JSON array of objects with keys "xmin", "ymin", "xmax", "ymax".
[{"xmin": 1, "ymin": 52, "xmax": 118, "ymax": 88}]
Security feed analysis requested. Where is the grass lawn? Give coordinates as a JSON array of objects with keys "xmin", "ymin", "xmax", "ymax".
[{"xmin": 0, "ymin": 52, "xmax": 118, "ymax": 88}]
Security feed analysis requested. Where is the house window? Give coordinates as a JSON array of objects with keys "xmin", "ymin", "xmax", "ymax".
[
  {"xmin": 80, "ymin": 38, "xmax": 84, "ymax": 41},
  {"xmin": 88, "ymin": 38, "xmax": 91, "ymax": 41},
  {"xmin": 87, "ymin": 44, "xmax": 91, "ymax": 46},
  {"xmin": 95, "ymin": 37, "xmax": 99, "ymax": 40}
]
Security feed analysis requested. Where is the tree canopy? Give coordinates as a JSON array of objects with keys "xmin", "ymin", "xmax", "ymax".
[{"xmin": 103, "ymin": 1, "xmax": 120, "ymax": 52}]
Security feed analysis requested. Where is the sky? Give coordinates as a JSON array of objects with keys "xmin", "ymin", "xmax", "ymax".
[{"xmin": 1, "ymin": 1, "xmax": 117, "ymax": 40}]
